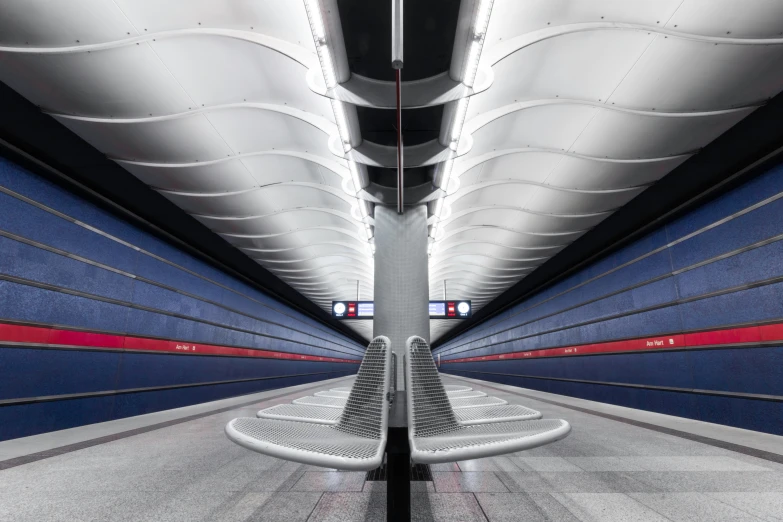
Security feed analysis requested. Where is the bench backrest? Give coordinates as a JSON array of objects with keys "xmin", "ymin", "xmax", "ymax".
[
  {"xmin": 405, "ymin": 336, "xmax": 461, "ymax": 437},
  {"xmin": 334, "ymin": 335, "xmax": 392, "ymax": 439}
]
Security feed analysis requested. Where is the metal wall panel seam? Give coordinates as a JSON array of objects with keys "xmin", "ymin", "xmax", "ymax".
[
  {"xmin": 0, "ymin": 228, "xmax": 364, "ymax": 356},
  {"xmin": 0, "ymin": 370, "xmax": 354, "ymax": 407},
  {"xmin": 442, "ymin": 370, "xmax": 783, "ymax": 402},
  {"xmin": 438, "ymin": 189, "xmax": 783, "ymax": 352},
  {"xmin": 0, "ymin": 274, "xmax": 362, "ymax": 358},
  {"xmin": 0, "ymin": 183, "xmax": 361, "ymax": 349}
]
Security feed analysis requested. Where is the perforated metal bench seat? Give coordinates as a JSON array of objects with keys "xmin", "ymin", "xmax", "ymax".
[
  {"xmin": 406, "ymin": 336, "xmax": 570, "ymax": 464},
  {"xmin": 409, "ymin": 418, "xmax": 571, "ymax": 463},
  {"xmin": 257, "ymin": 403, "xmax": 343, "ymax": 424},
  {"xmin": 226, "ymin": 336, "xmax": 391, "ymax": 471},
  {"xmin": 256, "ymin": 402, "xmax": 538, "ymax": 426},
  {"xmin": 226, "ymin": 418, "xmax": 386, "ymax": 470},
  {"xmin": 446, "ymin": 390, "xmax": 487, "ymax": 399},
  {"xmin": 331, "ymin": 385, "xmax": 473, "ymax": 396},
  {"xmin": 292, "ymin": 395, "xmax": 347, "ymax": 408},
  {"xmin": 315, "ymin": 390, "xmax": 350, "ymax": 398},
  {"xmin": 443, "ymin": 385, "xmax": 472, "ymax": 392},
  {"xmin": 450, "ymin": 396, "xmax": 507, "ymax": 409},
  {"xmin": 453, "ymin": 404, "xmax": 542, "ymax": 425}
]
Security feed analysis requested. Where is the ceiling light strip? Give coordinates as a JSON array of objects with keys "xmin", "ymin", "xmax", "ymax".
[
  {"xmin": 304, "ymin": 0, "xmax": 374, "ymax": 251},
  {"xmin": 430, "ymin": 0, "xmax": 494, "ymax": 254}
]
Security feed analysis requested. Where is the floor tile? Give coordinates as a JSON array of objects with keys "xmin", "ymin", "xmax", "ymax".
[
  {"xmin": 475, "ymin": 492, "xmax": 581, "ymax": 522},
  {"xmin": 412, "ymin": 493, "xmax": 487, "ymax": 522},
  {"xmin": 514, "ymin": 457, "xmax": 585, "ymax": 472},
  {"xmin": 705, "ymin": 492, "xmax": 783, "ymax": 521},
  {"xmin": 629, "ymin": 492, "xmax": 764, "ymax": 521},
  {"xmin": 309, "ymin": 492, "xmax": 386, "ymax": 522},
  {"xmin": 553, "ymin": 493, "xmax": 670, "ymax": 522},
  {"xmin": 290, "ymin": 471, "xmax": 366, "ymax": 492},
  {"xmin": 432, "ymin": 472, "xmax": 509, "ymax": 492}
]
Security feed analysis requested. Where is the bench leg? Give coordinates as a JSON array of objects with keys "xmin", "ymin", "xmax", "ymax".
[{"xmin": 386, "ymin": 425, "xmax": 410, "ymax": 522}]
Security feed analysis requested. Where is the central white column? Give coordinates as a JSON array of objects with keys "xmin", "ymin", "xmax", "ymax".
[{"xmin": 372, "ymin": 205, "xmax": 430, "ymax": 390}]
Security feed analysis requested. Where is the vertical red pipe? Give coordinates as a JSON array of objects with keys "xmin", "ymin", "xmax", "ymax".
[{"xmin": 396, "ymin": 68, "xmax": 403, "ymax": 213}]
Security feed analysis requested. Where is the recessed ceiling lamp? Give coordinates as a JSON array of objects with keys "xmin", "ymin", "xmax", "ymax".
[
  {"xmin": 429, "ymin": 0, "xmax": 495, "ymax": 253},
  {"xmin": 304, "ymin": 0, "xmax": 373, "ymax": 249}
]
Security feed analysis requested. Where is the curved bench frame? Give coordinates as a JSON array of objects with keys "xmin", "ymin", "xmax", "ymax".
[
  {"xmin": 405, "ymin": 336, "xmax": 571, "ymax": 464},
  {"xmin": 225, "ymin": 336, "xmax": 392, "ymax": 470}
]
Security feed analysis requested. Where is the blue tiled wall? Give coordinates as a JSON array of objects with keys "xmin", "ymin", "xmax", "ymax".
[
  {"xmin": 0, "ymin": 157, "xmax": 364, "ymax": 441},
  {"xmin": 435, "ymin": 162, "xmax": 783, "ymax": 435}
]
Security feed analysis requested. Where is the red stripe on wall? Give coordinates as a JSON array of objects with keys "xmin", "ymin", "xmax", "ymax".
[
  {"xmin": 0, "ymin": 322, "xmax": 360, "ymax": 364},
  {"xmin": 442, "ymin": 323, "xmax": 783, "ymax": 364}
]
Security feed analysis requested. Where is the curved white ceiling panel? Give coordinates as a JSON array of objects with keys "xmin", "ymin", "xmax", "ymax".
[
  {"xmin": 428, "ymin": 0, "xmax": 783, "ymax": 341},
  {"xmin": 113, "ymin": 0, "xmax": 315, "ymax": 48},
  {"xmin": 0, "ymin": 49, "xmax": 193, "ymax": 117},
  {"xmin": 456, "ymin": 151, "xmax": 688, "ymax": 190},
  {"xmin": 123, "ymin": 154, "xmax": 345, "ymax": 193},
  {"xmin": 2, "ymin": 1, "xmax": 782, "ymax": 343},
  {"xmin": 441, "ymin": 226, "xmax": 583, "ymax": 247},
  {"xmin": 442, "ymin": 207, "xmax": 607, "ymax": 234},
  {"xmin": 159, "ymin": 185, "xmax": 353, "ymax": 216},
  {"xmin": 226, "ymin": 229, "xmax": 366, "ymax": 251},
  {"xmin": 196, "ymin": 209, "xmax": 360, "ymax": 236},
  {"xmin": 0, "ymin": 0, "xmax": 374, "ymax": 338},
  {"xmin": 149, "ymin": 37, "xmax": 329, "ymax": 117}
]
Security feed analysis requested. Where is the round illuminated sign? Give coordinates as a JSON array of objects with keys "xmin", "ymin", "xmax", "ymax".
[
  {"xmin": 457, "ymin": 302, "xmax": 470, "ymax": 314},
  {"xmin": 334, "ymin": 302, "xmax": 346, "ymax": 314}
]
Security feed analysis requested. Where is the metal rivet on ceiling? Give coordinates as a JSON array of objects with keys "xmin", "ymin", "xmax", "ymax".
[
  {"xmin": 76, "ymin": 40, "xmax": 80, "ymax": 43},
  {"xmin": 198, "ymin": 22, "xmax": 201, "ymax": 25},
  {"xmin": 674, "ymin": 25, "xmax": 678, "ymax": 27},
  {"xmin": 727, "ymin": 31, "xmax": 731, "ymax": 34}
]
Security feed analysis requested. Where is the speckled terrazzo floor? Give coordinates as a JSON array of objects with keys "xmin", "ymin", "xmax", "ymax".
[{"xmin": 1, "ymin": 374, "xmax": 781, "ymax": 521}]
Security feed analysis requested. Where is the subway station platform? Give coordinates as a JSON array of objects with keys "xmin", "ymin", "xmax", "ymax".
[{"xmin": 1, "ymin": 375, "xmax": 781, "ymax": 522}]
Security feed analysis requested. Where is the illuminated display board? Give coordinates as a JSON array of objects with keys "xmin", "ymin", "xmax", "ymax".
[{"xmin": 332, "ymin": 301, "xmax": 471, "ymax": 319}]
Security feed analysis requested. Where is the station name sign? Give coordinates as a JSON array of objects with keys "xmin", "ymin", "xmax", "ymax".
[{"xmin": 331, "ymin": 300, "xmax": 471, "ymax": 319}]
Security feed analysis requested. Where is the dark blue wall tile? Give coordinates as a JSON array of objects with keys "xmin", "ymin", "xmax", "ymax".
[{"xmin": 0, "ymin": 158, "xmax": 362, "ymax": 441}]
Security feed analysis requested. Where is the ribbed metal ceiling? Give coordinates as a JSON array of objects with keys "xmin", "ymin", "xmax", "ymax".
[{"xmin": 1, "ymin": 0, "xmax": 782, "ymax": 342}]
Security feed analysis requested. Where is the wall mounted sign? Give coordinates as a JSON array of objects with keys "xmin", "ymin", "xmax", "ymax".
[{"xmin": 331, "ymin": 300, "xmax": 471, "ymax": 319}]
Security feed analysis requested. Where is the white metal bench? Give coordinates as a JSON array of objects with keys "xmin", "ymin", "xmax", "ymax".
[
  {"xmin": 314, "ymin": 390, "xmax": 350, "ymax": 398},
  {"xmin": 257, "ymin": 403, "xmax": 343, "ymax": 425},
  {"xmin": 444, "ymin": 385, "xmax": 473, "ymax": 392},
  {"xmin": 225, "ymin": 336, "xmax": 392, "ymax": 470},
  {"xmin": 292, "ymin": 395, "xmax": 347, "ymax": 408},
  {"xmin": 450, "ymin": 396, "xmax": 507, "ymax": 409},
  {"xmin": 405, "ymin": 336, "xmax": 570, "ymax": 464},
  {"xmin": 330, "ymin": 384, "xmax": 473, "ymax": 395},
  {"xmin": 446, "ymin": 390, "xmax": 487, "ymax": 399}
]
